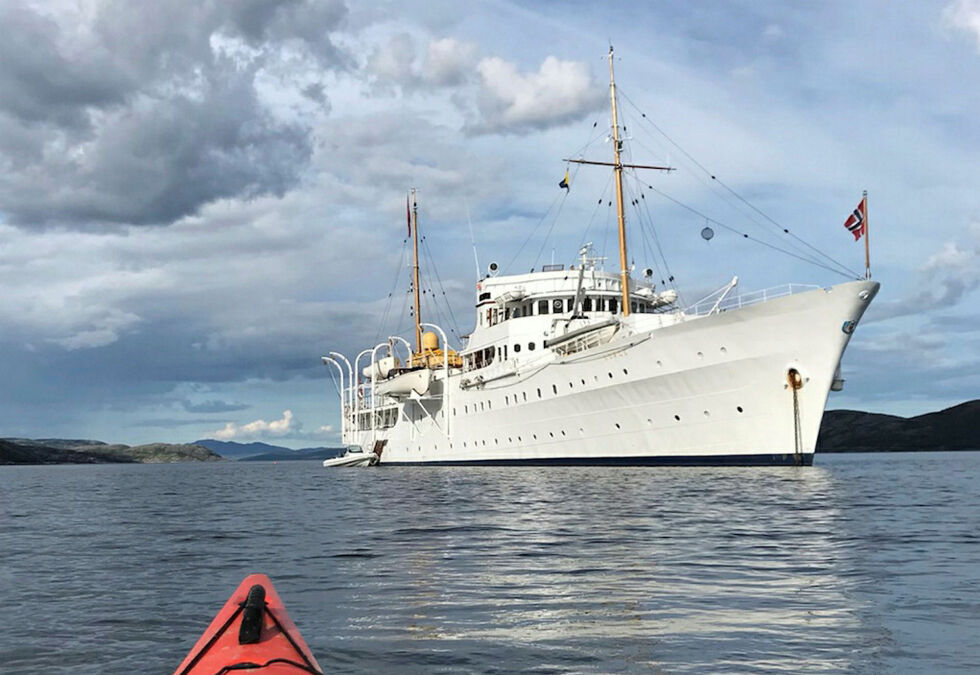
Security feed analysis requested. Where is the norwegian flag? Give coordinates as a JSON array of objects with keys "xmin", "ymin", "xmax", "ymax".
[{"xmin": 843, "ymin": 197, "xmax": 866, "ymax": 241}]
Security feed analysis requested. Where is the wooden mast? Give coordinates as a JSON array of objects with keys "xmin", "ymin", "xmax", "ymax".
[
  {"xmin": 566, "ymin": 47, "xmax": 672, "ymax": 317},
  {"xmin": 411, "ymin": 188, "xmax": 422, "ymax": 352},
  {"xmin": 608, "ymin": 46, "xmax": 632, "ymax": 317}
]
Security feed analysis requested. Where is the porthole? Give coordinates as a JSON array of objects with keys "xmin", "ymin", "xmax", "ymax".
[
  {"xmin": 697, "ymin": 351, "xmax": 704, "ymax": 358},
  {"xmin": 581, "ymin": 379, "xmax": 586, "ymax": 385},
  {"xmin": 514, "ymin": 344, "xmax": 521, "ymax": 353},
  {"xmin": 646, "ymin": 418, "xmax": 652, "ymax": 425},
  {"xmin": 737, "ymin": 406, "xmax": 744, "ymax": 413},
  {"xmin": 569, "ymin": 382, "xmax": 574, "ymax": 389},
  {"xmin": 578, "ymin": 427, "xmax": 584, "ymax": 435},
  {"xmin": 552, "ymin": 384, "xmax": 558, "ymax": 394},
  {"xmin": 703, "ymin": 410, "xmax": 710, "ymax": 417},
  {"xmin": 523, "ymin": 392, "xmax": 528, "ymax": 402},
  {"xmin": 528, "ymin": 342, "xmax": 536, "ymax": 351},
  {"xmin": 623, "ymin": 368, "xmax": 628, "ymax": 375},
  {"xmin": 720, "ymin": 346, "xmax": 728, "ymax": 354},
  {"xmin": 532, "ymin": 434, "xmax": 537, "ymax": 440},
  {"xmin": 537, "ymin": 388, "xmax": 542, "ymax": 398},
  {"xmin": 656, "ymin": 360, "xmax": 663, "ymax": 367},
  {"xmin": 494, "ymin": 438, "xmax": 499, "ymax": 445},
  {"xmin": 614, "ymin": 423, "xmax": 621, "ymax": 429},
  {"xmin": 608, "ymin": 372, "xmax": 613, "ymax": 379},
  {"xmin": 674, "ymin": 414, "xmax": 681, "ymax": 421},
  {"xmin": 549, "ymin": 432, "xmax": 554, "ymax": 438},
  {"xmin": 561, "ymin": 430, "xmax": 566, "ymax": 436}
]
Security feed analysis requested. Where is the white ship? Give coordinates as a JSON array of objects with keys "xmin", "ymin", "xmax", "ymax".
[{"xmin": 322, "ymin": 48, "xmax": 879, "ymax": 467}]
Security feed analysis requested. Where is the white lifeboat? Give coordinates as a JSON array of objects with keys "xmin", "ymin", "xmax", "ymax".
[{"xmin": 375, "ymin": 368, "xmax": 432, "ymax": 398}]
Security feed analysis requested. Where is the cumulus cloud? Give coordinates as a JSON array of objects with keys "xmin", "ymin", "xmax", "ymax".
[
  {"xmin": 211, "ymin": 410, "xmax": 335, "ymax": 441},
  {"xmin": 366, "ymin": 34, "xmax": 478, "ymax": 91},
  {"xmin": 213, "ymin": 409, "xmax": 296, "ymax": 440},
  {"xmin": 470, "ymin": 55, "xmax": 604, "ymax": 134},
  {"xmin": 943, "ymin": 0, "xmax": 980, "ymax": 51}
]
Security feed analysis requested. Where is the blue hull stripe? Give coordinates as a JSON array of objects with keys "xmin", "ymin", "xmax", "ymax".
[{"xmin": 380, "ymin": 453, "xmax": 814, "ymax": 467}]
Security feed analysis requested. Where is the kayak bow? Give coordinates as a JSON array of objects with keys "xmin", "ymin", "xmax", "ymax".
[{"xmin": 173, "ymin": 574, "xmax": 323, "ymax": 674}]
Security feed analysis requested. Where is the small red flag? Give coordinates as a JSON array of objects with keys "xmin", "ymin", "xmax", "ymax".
[
  {"xmin": 406, "ymin": 194, "xmax": 411, "ymax": 237},
  {"xmin": 843, "ymin": 197, "xmax": 866, "ymax": 241}
]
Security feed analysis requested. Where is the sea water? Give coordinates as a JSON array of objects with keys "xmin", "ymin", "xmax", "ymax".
[{"xmin": 1, "ymin": 452, "xmax": 978, "ymax": 673}]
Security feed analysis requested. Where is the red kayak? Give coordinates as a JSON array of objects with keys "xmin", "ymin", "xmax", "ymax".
[{"xmin": 173, "ymin": 574, "xmax": 323, "ymax": 674}]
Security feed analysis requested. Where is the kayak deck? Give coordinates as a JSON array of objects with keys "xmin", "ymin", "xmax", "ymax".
[{"xmin": 173, "ymin": 574, "xmax": 322, "ymax": 674}]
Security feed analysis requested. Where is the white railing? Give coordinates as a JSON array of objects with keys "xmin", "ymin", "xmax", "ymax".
[{"xmin": 685, "ymin": 283, "xmax": 822, "ymax": 316}]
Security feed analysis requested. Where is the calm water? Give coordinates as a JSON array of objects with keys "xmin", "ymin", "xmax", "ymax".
[{"xmin": 1, "ymin": 452, "xmax": 978, "ymax": 674}]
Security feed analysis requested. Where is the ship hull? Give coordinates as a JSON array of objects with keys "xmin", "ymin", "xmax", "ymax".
[{"xmin": 349, "ymin": 280, "xmax": 878, "ymax": 466}]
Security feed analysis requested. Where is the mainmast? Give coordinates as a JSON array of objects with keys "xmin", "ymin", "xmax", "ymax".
[
  {"xmin": 565, "ymin": 46, "xmax": 672, "ymax": 318},
  {"xmin": 411, "ymin": 188, "xmax": 422, "ymax": 352},
  {"xmin": 608, "ymin": 46, "xmax": 631, "ymax": 317}
]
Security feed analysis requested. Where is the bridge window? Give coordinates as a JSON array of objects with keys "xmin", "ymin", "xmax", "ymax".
[
  {"xmin": 583, "ymin": 297, "xmax": 592, "ymax": 311},
  {"xmin": 528, "ymin": 342, "xmax": 536, "ymax": 351},
  {"xmin": 514, "ymin": 343, "xmax": 521, "ymax": 353},
  {"xmin": 609, "ymin": 298, "xmax": 618, "ymax": 313},
  {"xmin": 538, "ymin": 299, "xmax": 549, "ymax": 315},
  {"xmin": 567, "ymin": 298, "xmax": 575, "ymax": 312}
]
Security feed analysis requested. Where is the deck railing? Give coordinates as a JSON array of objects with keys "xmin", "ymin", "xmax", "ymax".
[{"xmin": 685, "ymin": 283, "xmax": 822, "ymax": 316}]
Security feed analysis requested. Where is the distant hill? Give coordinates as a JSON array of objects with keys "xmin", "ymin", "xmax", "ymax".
[
  {"xmin": 817, "ymin": 400, "xmax": 980, "ymax": 453},
  {"xmin": 191, "ymin": 439, "xmax": 291, "ymax": 459},
  {"xmin": 193, "ymin": 439, "xmax": 343, "ymax": 462},
  {"xmin": 0, "ymin": 438, "xmax": 222, "ymax": 465}
]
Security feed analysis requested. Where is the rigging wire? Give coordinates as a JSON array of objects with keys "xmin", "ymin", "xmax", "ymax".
[
  {"xmin": 503, "ymin": 190, "xmax": 566, "ymax": 274},
  {"xmin": 374, "ymin": 238, "xmax": 410, "ymax": 345},
  {"xmin": 420, "ymin": 233, "xmax": 463, "ymax": 344},
  {"xmin": 618, "ymin": 89, "xmax": 861, "ymax": 279},
  {"xmin": 640, "ymin": 182, "xmax": 858, "ymax": 276}
]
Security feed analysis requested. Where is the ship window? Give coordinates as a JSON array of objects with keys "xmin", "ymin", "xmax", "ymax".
[
  {"xmin": 523, "ymin": 392, "xmax": 528, "ymax": 402},
  {"xmin": 583, "ymin": 297, "xmax": 592, "ymax": 311},
  {"xmin": 631, "ymin": 302, "xmax": 637, "ymax": 312},
  {"xmin": 609, "ymin": 298, "xmax": 618, "ymax": 313},
  {"xmin": 528, "ymin": 342, "xmax": 536, "ymax": 351},
  {"xmin": 737, "ymin": 406, "xmax": 743, "ymax": 413},
  {"xmin": 480, "ymin": 402, "xmax": 485, "ymax": 411},
  {"xmin": 504, "ymin": 308, "xmax": 510, "ymax": 320},
  {"xmin": 513, "ymin": 307, "xmax": 521, "ymax": 318},
  {"xmin": 615, "ymin": 423, "xmax": 621, "ymax": 429},
  {"xmin": 552, "ymin": 384, "xmax": 557, "ymax": 394},
  {"xmin": 514, "ymin": 343, "xmax": 521, "ymax": 353},
  {"xmin": 464, "ymin": 405, "xmax": 468, "ymax": 414},
  {"xmin": 608, "ymin": 372, "xmax": 613, "ymax": 378},
  {"xmin": 538, "ymin": 299, "xmax": 549, "ymax": 315},
  {"xmin": 567, "ymin": 298, "xmax": 574, "ymax": 311},
  {"xmin": 549, "ymin": 432, "xmax": 554, "ymax": 438},
  {"xmin": 597, "ymin": 298, "xmax": 605, "ymax": 311},
  {"xmin": 491, "ymin": 308, "xmax": 498, "ymax": 325},
  {"xmin": 674, "ymin": 414, "xmax": 681, "ymax": 421},
  {"xmin": 505, "ymin": 395, "xmax": 509, "ymax": 405},
  {"xmin": 537, "ymin": 388, "xmax": 542, "ymax": 398},
  {"xmin": 479, "ymin": 292, "xmax": 491, "ymax": 301},
  {"xmin": 623, "ymin": 368, "xmax": 628, "ymax": 375},
  {"xmin": 552, "ymin": 299, "xmax": 563, "ymax": 312}
]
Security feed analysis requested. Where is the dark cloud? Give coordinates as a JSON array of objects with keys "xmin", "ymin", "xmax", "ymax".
[
  {"xmin": 180, "ymin": 399, "xmax": 251, "ymax": 413},
  {"xmin": 0, "ymin": 0, "xmax": 348, "ymax": 229}
]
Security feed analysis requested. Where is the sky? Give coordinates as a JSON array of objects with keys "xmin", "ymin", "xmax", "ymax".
[{"xmin": 1, "ymin": 0, "xmax": 977, "ymax": 448}]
